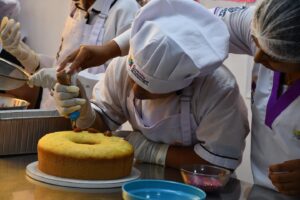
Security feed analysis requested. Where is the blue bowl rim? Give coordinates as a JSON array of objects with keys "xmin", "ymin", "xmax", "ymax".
[{"xmin": 122, "ymin": 179, "xmax": 206, "ymax": 199}]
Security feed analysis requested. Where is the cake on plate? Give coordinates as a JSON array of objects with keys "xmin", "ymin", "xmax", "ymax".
[{"xmin": 37, "ymin": 131, "xmax": 134, "ymax": 180}]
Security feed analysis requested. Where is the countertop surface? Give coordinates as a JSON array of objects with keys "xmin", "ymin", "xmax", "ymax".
[{"xmin": 0, "ymin": 154, "xmax": 297, "ymax": 200}]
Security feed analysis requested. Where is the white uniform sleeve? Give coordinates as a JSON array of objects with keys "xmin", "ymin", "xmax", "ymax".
[
  {"xmin": 192, "ymin": 66, "xmax": 249, "ymax": 170},
  {"xmin": 113, "ymin": 29, "xmax": 131, "ymax": 56},
  {"xmin": 108, "ymin": 0, "xmax": 140, "ymax": 56},
  {"xmin": 213, "ymin": 6, "xmax": 256, "ymax": 56},
  {"xmin": 91, "ymin": 57, "xmax": 129, "ymax": 130}
]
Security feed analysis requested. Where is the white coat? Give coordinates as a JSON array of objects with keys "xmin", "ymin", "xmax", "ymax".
[
  {"xmin": 214, "ymin": 6, "xmax": 300, "ymax": 190},
  {"xmin": 91, "ymin": 56, "xmax": 249, "ymax": 170},
  {"xmin": 38, "ymin": 0, "xmax": 139, "ymax": 109},
  {"xmin": 0, "ymin": 0, "xmax": 20, "ymax": 20}
]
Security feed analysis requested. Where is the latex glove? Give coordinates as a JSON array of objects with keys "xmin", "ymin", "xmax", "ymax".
[
  {"xmin": 126, "ymin": 131, "xmax": 169, "ymax": 166},
  {"xmin": 28, "ymin": 68, "xmax": 57, "ymax": 89},
  {"xmin": 57, "ymin": 40, "xmax": 121, "ymax": 74},
  {"xmin": 0, "ymin": 17, "xmax": 39, "ymax": 73},
  {"xmin": 269, "ymin": 159, "xmax": 300, "ymax": 196},
  {"xmin": 53, "ymin": 79, "xmax": 96, "ymax": 129}
]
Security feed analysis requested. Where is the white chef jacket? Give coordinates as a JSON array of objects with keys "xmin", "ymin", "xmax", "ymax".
[
  {"xmin": 38, "ymin": 0, "xmax": 139, "ymax": 109},
  {"xmin": 0, "ymin": 0, "xmax": 20, "ymax": 20},
  {"xmin": 92, "ymin": 56, "xmax": 249, "ymax": 170},
  {"xmin": 213, "ymin": 6, "xmax": 300, "ymax": 190}
]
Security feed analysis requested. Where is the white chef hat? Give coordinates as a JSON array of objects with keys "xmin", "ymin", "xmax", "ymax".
[{"xmin": 127, "ymin": 0, "xmax": 229, "ymax": 94}]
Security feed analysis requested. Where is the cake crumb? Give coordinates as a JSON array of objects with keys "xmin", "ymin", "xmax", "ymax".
[
  {"xmin": 73, "ymin": 127, "xmax": 82, "ymax": 132},
  {"xmin": 104, "ymin": 130, "xmax": 112, "ymax": 137}
]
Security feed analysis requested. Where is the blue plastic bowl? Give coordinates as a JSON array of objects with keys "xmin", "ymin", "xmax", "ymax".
[{"xmin": 122, "ymin": 179, "xmax": 206, "ymax": 200}]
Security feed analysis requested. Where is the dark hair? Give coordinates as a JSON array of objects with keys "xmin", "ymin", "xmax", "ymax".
[{"xmin": 253, "ymin": 0, "xmax": 300, "ymax": 62}]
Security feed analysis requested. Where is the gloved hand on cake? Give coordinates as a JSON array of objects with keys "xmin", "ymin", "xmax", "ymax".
[{"xmin": 126, "ymin": 131, "xmax": 169, "ymax": 166}]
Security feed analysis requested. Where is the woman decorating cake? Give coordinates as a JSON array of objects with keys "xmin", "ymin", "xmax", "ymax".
[{"xmin": 53, "ymin": 0, "xmax": 249, "ymax": 171}]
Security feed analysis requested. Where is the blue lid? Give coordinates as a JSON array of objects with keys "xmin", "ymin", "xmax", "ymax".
[{"xmin": 122, "ymin": 179, "xmax": 206, "ymax": 200}]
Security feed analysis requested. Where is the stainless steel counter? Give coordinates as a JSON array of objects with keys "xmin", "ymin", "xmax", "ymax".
[{"xmin": 0, "ymin": 154, "xmax": 297, "ymax": 200}]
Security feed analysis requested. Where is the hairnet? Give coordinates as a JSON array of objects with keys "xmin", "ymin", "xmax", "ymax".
[
  {"xmin": 252, "ymin": 0, "xmax": 300, "ymax": 63},
  {"xmin": 127, "ymin": 0, "xmax": 229, "ymax": 94}
]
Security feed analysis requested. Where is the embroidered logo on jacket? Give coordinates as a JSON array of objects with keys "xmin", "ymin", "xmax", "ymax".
[
  {"xmin": 293, "ymin": 130, "xmax": 300, "ymax": 140},
  {"xmin": 128, "ymin": 57, "xmax": 149, "ymax": 86},
  {"xmin": 216, "ymin": 6, "xmax": 247, "ymax": 17}
]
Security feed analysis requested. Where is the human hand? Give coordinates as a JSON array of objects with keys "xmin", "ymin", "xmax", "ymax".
[
  {"xmin": 0, "ymin": 17, "xmax": 39, "ymax": 73},
  {"xmin": 53, "ymin": 79, "xmax": 95, "ymax": 129},
  {"xmin": 126, "ymin": 131, "xmax": 169, "ymax": 166},
  {"xmin": 57, "ymin": 40, "xmax": 121, "ymax": 74},
  {"xmin": 269, "ymin": 159, "xmax": 300, "ymax": 196},
  {"xmin": 0, "ymin": 16, "xmax": 21, "ymax": 51},
  {"xmin": 28, "ymin": 68, "xmax": 57, "ymax": 89}
]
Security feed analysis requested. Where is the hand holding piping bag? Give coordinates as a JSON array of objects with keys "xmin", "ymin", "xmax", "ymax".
[
  {"xmin": 54, "ymin": 70, "xmax": 96, "ymax": 130},
  {"xmin": 56, "ymin": 70, "xmax": 80, "ymax": 129}
]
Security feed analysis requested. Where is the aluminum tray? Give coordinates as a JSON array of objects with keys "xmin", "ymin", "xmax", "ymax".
[{"xmin": 0, "ymin": 109, "xmax": 71, "ymax": 155}]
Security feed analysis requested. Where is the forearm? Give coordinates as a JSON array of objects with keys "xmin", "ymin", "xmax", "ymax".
[
  {"xmin": 104, "ymin": 40, "xmax": 122, "ymax": 60},
  {"xmin": 89, "ymin": 111, "xmax": 110, "ymax": 132},
  {"xmin": 166, "ymin": 146, "xmax": 211, "ymax": 169}
]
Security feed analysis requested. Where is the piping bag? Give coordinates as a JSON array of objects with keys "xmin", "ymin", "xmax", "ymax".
[{"xmin": 56, "ymin": 70, "xmax": 80, "ymax": 129}]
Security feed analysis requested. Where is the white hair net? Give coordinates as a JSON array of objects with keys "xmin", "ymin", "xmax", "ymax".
[{"xmin": 252, "ymin": 0, "xmax": 300, "ymax": 63}]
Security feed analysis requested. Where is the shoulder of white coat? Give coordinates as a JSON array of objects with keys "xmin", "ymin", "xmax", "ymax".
[
  {"xmin": 105, "ymin": 56, "xmax": 131, "ymax": 90},
  {"xmin": 106, "ymin": 56, "xmax": 128, "ymax": 79},
  {"xmin": 193, "ymin": 65, "xmax": 238, "ymax": 94},
  {"xmin": 212, "ymin": 65, "xmax": 238, "ymax": 90},
  {"xmin": 190, "ymin": 65, "xmax": 242, "ymax": 123}
]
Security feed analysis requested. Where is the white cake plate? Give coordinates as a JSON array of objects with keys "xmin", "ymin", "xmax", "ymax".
[{"xmin": 26, "ymin": 161, "xmax": 141, "ymax": 188}]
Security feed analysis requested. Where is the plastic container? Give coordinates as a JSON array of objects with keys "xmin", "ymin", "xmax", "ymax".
[
  {"xmin": 122, "ymin": 179, "xmax": 206, "ymax": 200},
  {"xmin": 181, "ymin": 164, "xmax": 231, "ymax": 192}
]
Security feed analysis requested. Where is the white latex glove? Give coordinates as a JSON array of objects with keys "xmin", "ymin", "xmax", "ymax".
[
  {"xmin": 53, "ymin": 79, "xmax": 96, "ymax": 129},
  {"xmin": 28, "ymin": 68, "xmax": 57, "ymax": 89},
  {"xmin": 0, "ymin": 17, "xmax": 39, "ymax": 73},
  {"xmin": 126, "ymin": 131, "xmax": 169, "ymax": 166}
]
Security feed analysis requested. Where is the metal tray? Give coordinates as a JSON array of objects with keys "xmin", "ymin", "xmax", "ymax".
[{"xmin": 0, "ymin": 109, "xmax": 71, "ymax": 155}]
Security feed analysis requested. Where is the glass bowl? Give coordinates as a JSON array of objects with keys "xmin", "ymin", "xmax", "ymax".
[{"xmin": 180, "ymin": 164, "xmax": 231, "ymax": 192}]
